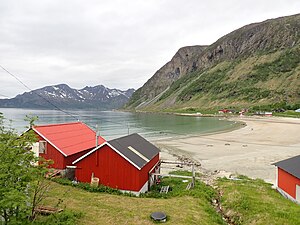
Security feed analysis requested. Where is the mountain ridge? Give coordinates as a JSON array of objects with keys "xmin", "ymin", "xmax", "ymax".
[
  {"xmin": 0, "ymin": 84, "xmax": 135, "ymax": 110},
  {"xmin": 125, "ymin": 13, "xmax": 300, "ymax": 111}
]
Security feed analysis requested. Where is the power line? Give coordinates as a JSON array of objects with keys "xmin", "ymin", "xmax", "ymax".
[
  {"xmin": 0, "ymin": 65, "xmax": 131, "ymax": 128},
  {"xmin": 70, "ymin": 113, "xmax": 129, "ymax": 126},
  {"xmin": 0, "ymin": 65, "xmax": 33, "ymax": 91},
  {"xmin": 0, "ymin": 65, "xmax": 79, "ymax": 121},
  {"xmin": 0, "ymin": 65, "xmax": 157, "ymax": 136},
  {"xmin": 0, "ymin": 93, "xmax": 9, "ymax": 98}
]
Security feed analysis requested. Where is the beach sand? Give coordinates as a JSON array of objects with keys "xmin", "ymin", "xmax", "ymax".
[{"xmin": 154, "ymin": 116, "xmax": 300, "ymax": 184}]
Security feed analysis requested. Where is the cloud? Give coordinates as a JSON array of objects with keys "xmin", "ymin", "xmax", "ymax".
[{"xmin": 0, "ymin": 0, "xmax": 299, "ymax": 98}]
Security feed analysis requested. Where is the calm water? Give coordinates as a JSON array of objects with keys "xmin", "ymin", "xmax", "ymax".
[{"xmin": 0, "ymin": 108, "xmax": 239, "ymax": 141}]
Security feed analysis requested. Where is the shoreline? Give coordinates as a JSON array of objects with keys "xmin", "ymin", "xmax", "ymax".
[
  {"xmin": 149, "ymin": 119, "xmax": 245, "ymax": 143},
  {"xmin": 155, "ymin": 116, "xmax": 300, "ymax": 184}
]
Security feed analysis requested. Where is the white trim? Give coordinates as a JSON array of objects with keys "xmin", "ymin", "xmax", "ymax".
[
  {"xmin": 275, "ymin": 166, "xmax": 278, "ymax": 188},
  {"xmin": 296, "ymin": 185, "xmax": 300, "ymax": 203},
  {"xmin": 38, "ymin": 140, "xmax": 47, "ymax": 154},
  {"xmin": 119, "ymin": 181, "xmax": 149, "ymax": 196},
  {"xmin": 72, "ymin": 142, "xmax": 106, "ymax": 164},
  {"xmin": 149, "ymin": 159, "xmax": 160, "ymax": 174},
  {"xmin": 20, "ymin": 127, "xmax": 31, "ymax": 136},
  {"xmin": 139, "ymin": 181, "xmax": 149, "ymax": 193},
  {"xmin": 32, "ymin": 142, "xmax": 39, "ymax": 157},
  {"xmin": 107, "ymin": 143, "xmax": 141, "ymax": 170},
  {"xmin": 277, "ymin": 186, "xmax": 300, "ymax": 204},
  {"xmin": 72, "ymin": 142, "xmax": 142, "ymax": 170},
  {"xmin": 32, "ymin": 127, "xmax": 68, "ymax": 157},
  {"xmin": 128, "ymin": 146, "xmax": 149, "ymax": 162},
  {"xmin": 66, "ymin": 166, "xmax": 77, "ymax": 169}
]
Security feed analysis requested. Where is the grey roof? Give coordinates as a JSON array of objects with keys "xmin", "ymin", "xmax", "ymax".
[
  {"xmin": 273, "ymin": 155, "xmax": 300, "ymax": 179},
  {"xmin": 108, "ymin": 133, "xmax": 160, "ymax": 169}
]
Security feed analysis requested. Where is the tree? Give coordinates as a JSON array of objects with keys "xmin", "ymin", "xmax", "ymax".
[
  {"xmin": 29, "ymin": 157, "xmax": 53, "ymax": 221},
  {"xmin": 0, "ymin": 113, "xmax": 38, "ymax": 224}
]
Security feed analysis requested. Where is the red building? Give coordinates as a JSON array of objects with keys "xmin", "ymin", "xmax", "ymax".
[
  {"xmin": 218, "ymin": 109, "xmax": 233, "ymax": 114},
  {"xmin": 31, "ymin": 122, "xmax": 105, "ymax": 169},
  {"xmin": 273, "ymin": 155, "xmax": 300, "ymax": 204},
  {"xmin": 73, "ymin": 133, "xmax": 160, "ymax": 195}
]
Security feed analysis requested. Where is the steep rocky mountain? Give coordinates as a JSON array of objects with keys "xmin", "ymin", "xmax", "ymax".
[
  {"xmin": 0, "ymin": 84, "xmax": 135, "ymax": 110},
  {"xmin": 129, "ymin": 45, "xmax": 207, "ymax": 108},
  {"xmin": 126, "ymin": 14, "xmax": 300, "ymax": 111}
]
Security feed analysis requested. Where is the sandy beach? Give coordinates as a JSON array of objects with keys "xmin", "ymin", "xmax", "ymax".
[{"xmin": 155, "ymin": 116, "xmax": 300, "ymax": 184}]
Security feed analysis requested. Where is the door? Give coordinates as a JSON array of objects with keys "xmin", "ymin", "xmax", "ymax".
[
  {"xmin": 296, "ymin": 185, "xmax": 300, "ymax": 203},
  {"xmin": 32, "ymin": 142, "xmax": 39, "ymax": 157},
  {"xmin": 31, "ymin": 142, "xmax": 39, "ymax": 166}
]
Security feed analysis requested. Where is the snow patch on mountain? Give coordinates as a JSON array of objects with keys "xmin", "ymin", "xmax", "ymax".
[{"xmin": 0, "ymin": 84, "xmax": 135, "ymax": 110}]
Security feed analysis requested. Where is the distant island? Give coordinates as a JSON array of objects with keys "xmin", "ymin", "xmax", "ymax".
[{"xmin": 0, "ymin": 84, "xmax": 135, "ymax": 110}]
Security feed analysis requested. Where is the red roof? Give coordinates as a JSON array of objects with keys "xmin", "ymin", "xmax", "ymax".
[{"xmin": 33, "ymin": 122, "xmax": 105, "ymax": 156}]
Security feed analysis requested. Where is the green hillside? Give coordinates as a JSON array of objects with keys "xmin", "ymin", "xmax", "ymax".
[
  {"xmin": 157, "ymin": 46, "xmax": 300, "ymax": 111},
  {"xmin": 36, "ymin": 174, "xmax": 300, "ymax": 225},
  {"xmin": 125, "ymin": 14, "xmax": 300, "ymax": 112}
]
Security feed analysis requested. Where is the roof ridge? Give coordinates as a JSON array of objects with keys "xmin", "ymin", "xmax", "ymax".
[
  {"xmin": 109, "ymin": 133, "xmax": 138, "ymax": 142},
  {"xmin": 33, "ymin": 121, "xmax": 82, "ymax": 128},
  {"xmin": 57, "ymin": 136, "xmax": 104, "ymax": 149}
]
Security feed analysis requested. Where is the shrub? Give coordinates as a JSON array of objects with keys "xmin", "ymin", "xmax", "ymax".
[
  {"xmin": 33, "ymin": 210, "xmax": 83, "ymax": 225},
  {"xmin": 52, "ymin": 178, "xmax": 124, "ymax": 196}
]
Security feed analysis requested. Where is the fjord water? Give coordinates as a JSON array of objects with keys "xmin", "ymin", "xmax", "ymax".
[{"xmin": 0, "ymin": 108, "xmax": 239, "ymax": 140}]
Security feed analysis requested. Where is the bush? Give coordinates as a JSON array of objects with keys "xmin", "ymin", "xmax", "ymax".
[
  {"xmin": 33, "ymin": 210, "xmax": 83, "ymax": 225},
  {"xmin": 52, "ymin": 178, "xmax": 124, "ymax": 195}
]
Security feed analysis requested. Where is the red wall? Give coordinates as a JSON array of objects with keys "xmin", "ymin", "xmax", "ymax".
[
  {"xmin": 278, "ymin": 167, "xmax": 300, "ymax": 199},
  {"xmin": 64, "ymin": 150, "xmax": 90, "ymax": 167},
  {"xmin": 75, "ymin": 145, "xmax": 159, "ymax": 192},
  {"xmin": 139, "ymin": 154, "xmax": 159, "ymax": 188},
  {"xmin": 38, "ymin": 135, "xmax": 65, "ymax": 169},
  {"xmin": 36, "ymin": 133, "xmax": 90, "ymax": 170}
]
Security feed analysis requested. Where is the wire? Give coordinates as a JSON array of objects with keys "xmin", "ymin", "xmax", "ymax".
[
  {"xmin": 0, "ymin": 65, "xmax": 79, "ymax": 121},
  {"xmin": 0, "ymin": 93, "xmax": 9, "ymax": 98},
  {"xmin": 0, "ymin": 65, "xmax": 133, "ymax": 128},
  {"xmin": 70, "ymin": 113, "xmax": 129, "ymax": 126}
]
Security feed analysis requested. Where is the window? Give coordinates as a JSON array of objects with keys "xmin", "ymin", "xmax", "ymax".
[{"xmin": 39, "ymin": 141, "xmax": 47, "ymax": 154}]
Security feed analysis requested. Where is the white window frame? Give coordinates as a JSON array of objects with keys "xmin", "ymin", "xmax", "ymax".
[{"xmin": 39, "ymin": 141, "xmax": 47, "ymax": 154}]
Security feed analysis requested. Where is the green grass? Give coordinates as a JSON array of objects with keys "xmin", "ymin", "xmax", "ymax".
[
  {"xmin": 177, "ymin": 47, "xmax": 299, "ymax": 104},
  {"xmin": 37, "ymin": 172, "xmax": 225, "ymax": 225},
  {"xmin": 217, "ymin": 176, "xmax": 300, "ymax": 225},
  {"xmin": 250, "ymin": 102, "xmax": 300, "ymax": 115},
  {"xmin": 33, "ymin": 211, "xmax": 83, "ymax": 225},
  {"xmin": 273, "ymin": 111, "xmax": 300, "ymax": 118},
  {"xmin": 252, "ymin": 47, "xmax": 300, "ymax": 76},
  {"xmin": 34, "ymin": 172, "xmax": 300, "ymax": 224}
]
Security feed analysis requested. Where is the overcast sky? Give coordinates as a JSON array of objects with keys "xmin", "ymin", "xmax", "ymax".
[{"xmin": 0, "ymin": 0, "xmax": 299, "ymax": 98}]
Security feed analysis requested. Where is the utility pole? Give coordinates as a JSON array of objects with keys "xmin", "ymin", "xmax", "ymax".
[
  {"xmin": 192, "ymin": 164, "xmax": 195, "ymax": 188},
  {"xmin": 95, "ymin": 124, "xmax": 99, "ymax": 147}
]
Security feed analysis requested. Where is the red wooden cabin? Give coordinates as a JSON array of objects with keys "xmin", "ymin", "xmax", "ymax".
[
  {"xmin": 31, "ymin": 122, "xmax": 105, "ymax": 170},
  {"xmin": 73, "ymin": 133, "xmax": 160, "ymax": 195},
  {"xmin": 273, "ymin": 155, "xmax": 300, "ymax": 204}
]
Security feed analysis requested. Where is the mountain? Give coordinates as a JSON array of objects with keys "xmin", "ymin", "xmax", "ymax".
[
  {"xmin": 0, "ymin": 84, "xmax": 135, "ymax": 110},
  {"xmin": 128, "ymin": 45, "xmax": 207, "ymax": 107},
  {"xmin": 125, "ymin": 14, "xmax": 300, "ymax": 111}
]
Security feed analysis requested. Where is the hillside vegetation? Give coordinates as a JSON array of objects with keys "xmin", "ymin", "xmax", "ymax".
[
  {"xmin": 125, "ymin": 14, "xmax": 300, "ymax": 111},
  {"xmin": 43, "ymin": 176, "xmax": 224, "ymax": 225},
  {"xmin": 217, "ymin": 176, "xmax": 300, "ymax": 225},
  {"xmin": 37, "ymin": 173, "xmax": 300, "ymax": 225}
]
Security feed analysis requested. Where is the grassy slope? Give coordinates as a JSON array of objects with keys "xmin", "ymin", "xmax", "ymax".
[
  {"xmin": 142, "ymin": 46, "xmax": 300, "ymax": 112},
  {"xmin": 217, "ymin": 176, "xmax": 300, "ymax": 225},
  {"xmin": 39, "ymin": 173, "xmax": 300, "ymax": 225},
  {"xmin": 42, "ymin": 177, "xmax": 224, "ymax": 225}
]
